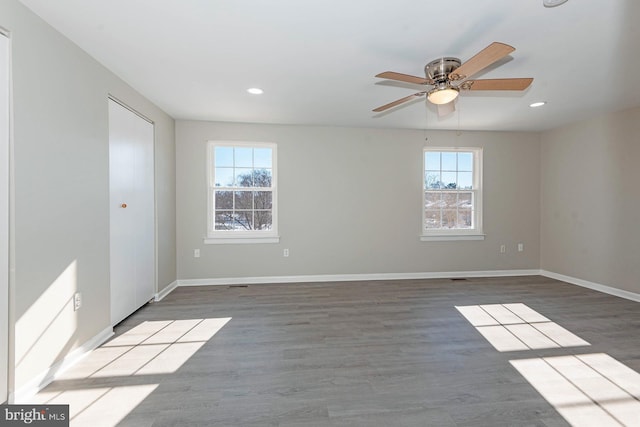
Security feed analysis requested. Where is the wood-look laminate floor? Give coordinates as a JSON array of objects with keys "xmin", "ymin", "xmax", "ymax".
[{"xmin": 35, "ymin": 276, "xmax": 640, "ymax": 426}]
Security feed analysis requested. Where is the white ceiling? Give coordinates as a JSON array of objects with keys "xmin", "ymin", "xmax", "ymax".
[{"xmin": 18, "ymin": 0, "xmax": 640, "ymax": 131}]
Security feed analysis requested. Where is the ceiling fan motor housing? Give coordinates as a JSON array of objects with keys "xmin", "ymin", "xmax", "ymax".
[{"xmin": 425, "ymin": 57, "xmax": 461, "ymax": 82}]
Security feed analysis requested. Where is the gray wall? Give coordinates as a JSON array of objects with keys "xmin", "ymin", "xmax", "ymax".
[
  {"xmin": 176, "ymin": 120, "xmax": 541, "ymax": 280},
  {"xmin": 540, "ymin": 106, "xmax": 640, "ymax": 295},
  {"xmin": 1, "ymin": 0, "xmax": 176, "ymax": 392}
]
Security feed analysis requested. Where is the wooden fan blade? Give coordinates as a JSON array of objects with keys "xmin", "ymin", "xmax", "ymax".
[
  {"xmin": 463, "ymin": 78, "xmax": 533, "ymax": 91},
  {"xmin": 373, "ymin": 92, "xmax": 425, "ymax": 112},
  {"xmin": 437, "ymin": 101, "xmax": 455, "ymax": 118},
  {"xmin": 449, "ymin": 42, "xmax": 515, "ymax": 81},
  {"xmin": 375, "ymin": 71, "xmax": 429, "ymax": 85}
]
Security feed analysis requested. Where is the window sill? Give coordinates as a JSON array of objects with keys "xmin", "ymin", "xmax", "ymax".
[
  {"xmin": 420, "ymin": 234, "xmax": 485, "ymax": 242},
  {"xmin": 204, "ymin": 235, "xmax": 280, "ymax": 244}
]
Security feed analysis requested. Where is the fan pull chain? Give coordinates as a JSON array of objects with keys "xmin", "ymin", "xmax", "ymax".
[{"xmin": 457, "ymin": 101, "xmax": 462, "ymax": 137}]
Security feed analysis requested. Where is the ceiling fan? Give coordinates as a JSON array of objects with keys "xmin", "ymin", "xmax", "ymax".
[{"xmin": 373, "ymin": 42, "xmax": 533, "ymax": 116}]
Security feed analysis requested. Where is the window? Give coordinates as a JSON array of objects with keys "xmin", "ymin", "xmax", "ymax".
[
  {"xmin": 422, "ymin": 147, "xmax": 483, "ymax": 241},
  {"xmin": 206, "ymin": 142, "xmax": 278, "ymax": 244}
]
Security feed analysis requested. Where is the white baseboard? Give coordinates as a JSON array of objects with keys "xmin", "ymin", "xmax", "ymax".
[
  {"xmin": 175, "ymin": 269, "xmax": 640, "ymax": 305},
  {"xmin": 154, "ymin": 280, "xmax": 178, "ymax": 302},
  {"xmin": 177, "ymin": 269, "xmax": 541, "ymax": 287},
  {"xmin": 540, "ymin": 270, "xmax": 640, "ymax": 303},
  {"xmin": 12, "ymin": 326, "xmax": 114, "ymax": 403}
]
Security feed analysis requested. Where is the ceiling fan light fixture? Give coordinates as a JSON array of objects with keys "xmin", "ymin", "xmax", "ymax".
[
  {"xmin": 427, "ymin": 87, "xmax": 459, "ymax": 105},
  {"xmin": 543, "ymin": 0, "xmax": 568, "ymax": 7}
]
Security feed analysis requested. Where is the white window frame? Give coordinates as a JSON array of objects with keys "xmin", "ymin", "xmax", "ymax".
[
  {"xmin": 421, "ymin": 147, "xmax": 484, "ymax": 241},
  {"xmin": 205, "ymin": 141, "xmax": 279, "ymax": 244}
]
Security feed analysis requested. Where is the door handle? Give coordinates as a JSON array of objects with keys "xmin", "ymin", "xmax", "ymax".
[{"xmin": 121, "ymin": 203, "xmax": 127, "ymax": 208}]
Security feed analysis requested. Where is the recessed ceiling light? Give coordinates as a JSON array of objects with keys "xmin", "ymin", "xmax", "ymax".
[
  {"xmin": 543, "ymin": 0, "xmax": 568, "ymax": 7},
  {"xmin": 529, "ymin": 101, "xmax": 547, "ymax": 108},
  {"xmin": 247, "ymin": 88, "xmax": 263, "ymax": 95}
]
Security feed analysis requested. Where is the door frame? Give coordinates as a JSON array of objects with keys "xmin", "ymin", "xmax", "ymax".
[{"xmin": 0, "ymin": 27, "xmax": 13, "ymax": 404}]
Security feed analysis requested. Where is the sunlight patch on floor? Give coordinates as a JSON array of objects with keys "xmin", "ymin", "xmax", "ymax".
[
  {"xmin": 34, "ymin": 317, "xmax": 231, "ymax": 425},
  {"xmin": 37, "ymin": 384, "xmax": 158, "ymax": 426},
  {"xmin": 511, "ymin": 354, "xmax": 640, "ymax": 426},
  {"xmin": 456, "ymin": 303, "xmax": 589, "ymax": 352},
  {"xmin": 58, "ymin": 317, "xmax": 231, "ymax": 380}
]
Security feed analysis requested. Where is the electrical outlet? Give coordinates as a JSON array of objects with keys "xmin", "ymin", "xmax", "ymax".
[
  {"xmin": 500, "ymin": 244, "xmax": 506, "ymax": 254},
  {"xmin": 518, "ymin": 243, "xmax": 524, "ymax": 252},
  {"xmin": 194, "ymin": 249, "xmax": 200, "ymax": 258},
  {"xmin": 283, "ymin": 248, "xmax": 289, "ymax": 257},
  {"xmin": 73, "ymin": 292, "xmax": 82, "ymax": 311}
]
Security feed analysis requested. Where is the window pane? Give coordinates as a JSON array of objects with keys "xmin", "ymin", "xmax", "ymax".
[
  {"xmin": 209, "ymin": 142, "xmax": 277, "ymax": 237},
  {"xmin": 214, "ymin": 147, "xmax": 233, "ymax": 167},
  {"xmin": 254, "ymin": 148, "xmax": 272, "ymax": 168},
  {"xmin": 254, "ymin": 191, "xmax": 272, "ymax": 210},
  {"xmin": 423, "ymin": 148, "xmax": 479, "ymax": 233},
  {"xmin": 425, "ymin": 172, "xmax": 440, "ymax": 189},
  {"xmin": 458, "ymin": 209, "xmax": 473, "ymax": 228},
  {"xmin": 214, "ymin": 190, "xmax": 233, "ymax": 209},
  {"xmin": 442, "ymin": 210, "xmax": 457, "ymax": 228},
  {"xmin": 442, "ymin": 152, "xmax": 457, "ymax": 171},
  {"xmin": 214, "ymin": 167, "xmax": 234, "ymax": 187},
  {"xmin": 214, "ymin": 211, "xmax": 235, "ymax": 230},
  {"xmin": 234, "ymin": 147, "xmax": 253, "ymax": 167},
  {"xmin": 235, "ymin": 168, "xmax": 254, "ymax": 187},
  {"xmin": 234, "ymin": 191, "xmax": 253, "ymax": 209},
  {"xmin": 254, "ymin": 211, "xmax": 272, "ymax": 230},
  {"xmin": 425, "ymin": 211, "xmax": 441, "ymax": 229},
  {"xmin": 425, "ymin": 152, "xmax": 440, "ymax": 170},
  {"xmin": 233, "ymin": 211, "xmax": 253, "ymax": 230},
  {"xmin": 443, "ymin": 193, "xmax": 457, "ymax": 208},
  {"xmin": 458, "ymin": 192, "xmax": 473, "ymax": 209},
  {"xmin": 441, "ymin": 171, "xmax": 457, "ymax": 188},
  {"xmin": 253, "ymin": 169, "xmax": 272, "ymax": 187},
  {"xmin": 458, "ymin": 152, "xmax": 473, "ymax": 171},
  {"xmin": 458, "ymin": 171, "xmax": 473, "ymax": 189},
  {"xmin": 425, "ymin": 192, "xmax": 440, "ymax": 208}
]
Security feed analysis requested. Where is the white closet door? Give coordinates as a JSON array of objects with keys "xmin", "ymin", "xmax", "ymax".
[
  {"xmin": 108, "ymin": 99, "xmax": 155, "ymax": 326},
  {"xmin": 0, "ymin": 31, "xmax": 10, "ymax": 404}
]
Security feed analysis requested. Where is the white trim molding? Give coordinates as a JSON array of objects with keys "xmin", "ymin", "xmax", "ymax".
[
  {"xmin": 154, "ymin": 280, "xmax": 178, "ymax": 302},
  {"xmin": 420, "ymin": 234, "xmax": 485, "ymax": 241},
  {"xmin": 422, "ymin": 147, "xmax": 483, "ymax": 238},
  {"xmin": 540, "ymin": 270, "xmax": 640, "ymax": 303},
  {"xmin": 204, "ymin": 236, "xmax": 279, "ymax": 245},
  {"xmin": 206, "ymin": 141, "xmax": 278, "ymax": 242},
  {"xmin": 177, "ymin": 269, "xmax": 541, "ymax": 287},
  {"xmin": 12, "ymin": 327, "xmax": 114, "ymax": 403}
]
